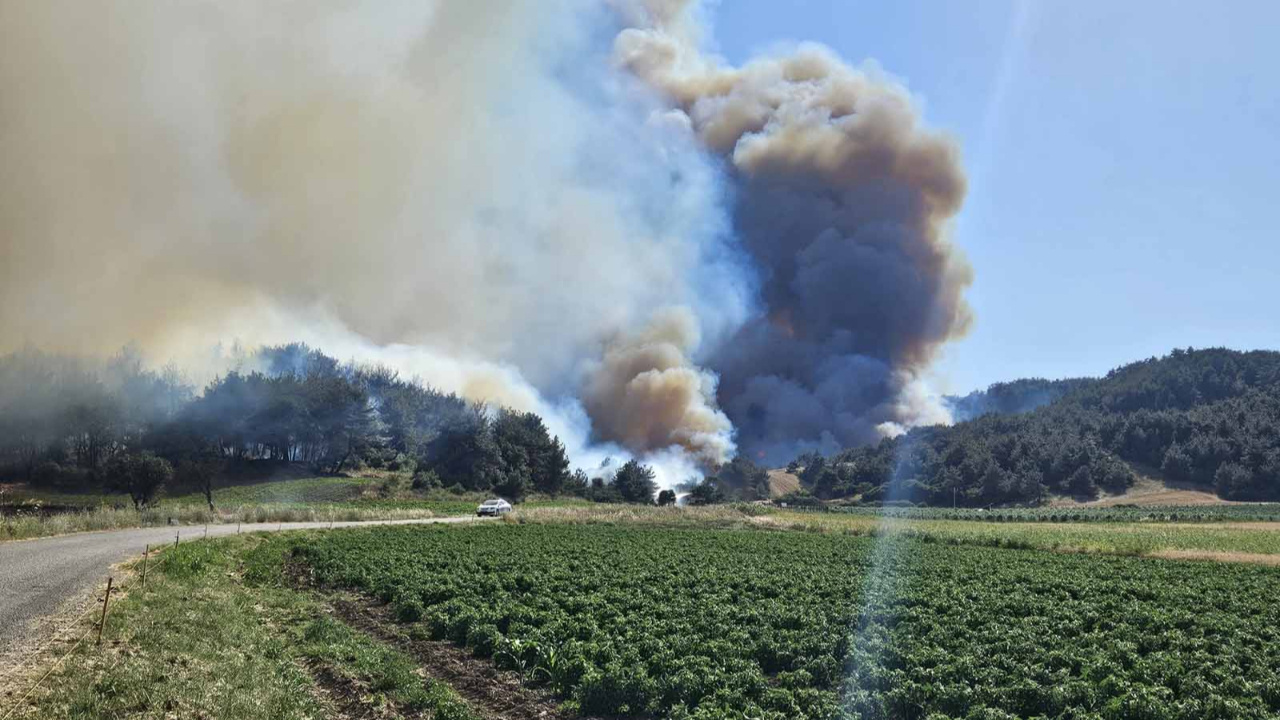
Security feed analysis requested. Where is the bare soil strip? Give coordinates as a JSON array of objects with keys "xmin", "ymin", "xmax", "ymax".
[
  {"xmin": 299, "ymin": 659, "xmax": 382, "ymax": 720},
  {"xmin": 328, "ymin": 593, "xmax": 573, "ymax": 720}
]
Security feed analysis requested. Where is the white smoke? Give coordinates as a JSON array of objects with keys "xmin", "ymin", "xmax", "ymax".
[{"xmin": 0, "ymin": 0, "xmax": 970, "ymax": 483}]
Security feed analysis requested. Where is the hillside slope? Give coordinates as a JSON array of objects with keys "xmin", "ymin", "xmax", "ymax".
[
  {"xmin": 1046, "ymin": 462, "xmax": 1230, "ymax": 507},
  {"xmin": 794, "ymin": 348, "xmax": 1280, "ymax": 507},
  {"xmin": 766, "ymin": 469, "xmax": 801, "ymax": 498}
]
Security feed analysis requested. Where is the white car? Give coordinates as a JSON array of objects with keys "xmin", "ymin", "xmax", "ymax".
[{"xmin": 476, "ymin": 498, "xmax": 513, "ymax": 517}]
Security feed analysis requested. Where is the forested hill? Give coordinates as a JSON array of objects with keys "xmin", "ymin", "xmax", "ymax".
[
  {"xmin": 0, "ymin": 344, "xmax": 593, "ymax": 504},
  {"xmin": 793, "ymin": 348, "xmax": 1280, "ymax": 506}
]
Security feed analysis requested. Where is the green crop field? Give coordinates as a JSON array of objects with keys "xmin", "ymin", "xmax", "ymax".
[
  {"xmin": 279, "ymin": 524, "xmax": 1280, "ymax": 719},
  {"xmin": 756, "ymin": 510, "xmax": 1280, "ymax": 558},
  {"xmin": 822, "ymin": 504, "xmax": 1280, "ymax": 524}
]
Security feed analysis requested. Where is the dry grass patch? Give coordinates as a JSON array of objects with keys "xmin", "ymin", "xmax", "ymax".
[
  {"xmin": 766, "ymin": 469, "xmax": 801, "ymax": 497},
  {"xmin": 1149, "ymin": 549, "xmax": 1280, "ymax": 565}
]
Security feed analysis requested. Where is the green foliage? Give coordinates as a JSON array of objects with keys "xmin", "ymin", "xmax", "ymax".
[
  {"xmin": 289, "ymin": 525, "xmax": 1280, "ymax": 719},
  {"xmin": 821, "ymin": 503, "xmax": 1280, "ymax": 524},
  {"xmin": 105, "ymin": 450, "xmax": 173, "ymax": 509},
  {"xmin": 378, "ymin": 473, "xmax": 412, "ymax": 498},
  {"xmin": 612, "ymin": 459, "xmax": 658, "ymax": 504},
  {"xmin": 1215, "ymin": 462, "xmax": 1257, "ymax": 500},
  {"xmin": 799, "ymin": 348, "xmax": 1280, "ymax": 506},
  {"xmin": 566, "ymin": 469, "xmax": 590, "ymax": 497},
  {"xmin": 158, "ymin": 537, "xmax": 223, "ymax": 579},
  {"xmin": 411, "ymin": 467, "xmax": 442, "ymax": 490},
  {"xmin": 948, "ymin": 377, "xmax": 1093, "ymax": 420},
  {"xmin": 1068, "ymin": 464, "xmax": 1097, "ymax": 499},
  {"xmin": 686, "ymin": 479, "xmax": 727, "ymax": 505},
  {"xmin": 583, "ymin": 475, "xmax": 624, "ymax": 504},
  {"xmin": 176, "ymin": 458, "xmax": 219, "ymax": 509},
  {"xmin": 171, "ymin": 474, "xmax": 374, "ymax": 505},
  {"xmin": 15, "ymin": 533, "xmax": 481, "ymax": 720},
  {"xmin": 0, "ymin": 344, "xmax": 581, "ymax": 510},
  {"xmin": 713, "ymin": 456, "xmax": 772, "ymax": 501},
  {"xmin": 491, "ymin": 409, "xmax": 571, "ymax": 497},
  {"xmin": 422, "ymin": 407, "xmax": 570, "ymax": 501}
]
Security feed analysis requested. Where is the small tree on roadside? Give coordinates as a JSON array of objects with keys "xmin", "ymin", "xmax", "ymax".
[{"xmin": 107, "ymin": 451, "xmax": 173, "ymax": 510}]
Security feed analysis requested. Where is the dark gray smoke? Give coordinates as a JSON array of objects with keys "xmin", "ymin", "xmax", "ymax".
[
  {"xmin": 0, "ymin": 0, "xmax": 973, "ymax": 477},
  {"xmin": 617, "ymin": 2, "xmax": 974, "ymax": 464}
]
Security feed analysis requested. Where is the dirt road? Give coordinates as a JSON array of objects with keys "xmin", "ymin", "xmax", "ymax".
[{"xmin": 0, "ymin": 517, "xmax": 481, "ymax": 653}]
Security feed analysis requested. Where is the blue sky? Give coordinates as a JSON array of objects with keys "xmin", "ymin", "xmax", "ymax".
[{"xmin": 711, "ymin": 1, "xmax": 1280, "ymax": 394}]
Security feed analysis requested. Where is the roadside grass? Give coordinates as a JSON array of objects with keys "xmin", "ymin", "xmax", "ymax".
[
  {"xmin": 0, "ymin": 504, "xmax": 445, "ymax": 543},
  {"xmin": 0, "ymin": 486, "xmax": 124, "ymax": 508},
  {"xmin": 3, "ymin": 534, "xmax": 479, "ymax": 720},
  {"xmin": 0, "ymin": 474, "xmax": 594, "ymax": 543},
  {"xmin": 2, "ymin": 475, "xmax": 382, "ymax": 509},
  {"xmin": 171, "ymin": 475, "xmax": 375, "ymax": 505},
  {"xmin": 8, "ymin": 480, "xmax": 1280, "ymax": 561}
]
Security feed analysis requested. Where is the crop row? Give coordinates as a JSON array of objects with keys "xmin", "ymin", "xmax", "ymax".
[
  {"xmin": 819, "ymin": 504, "xmax": 1280, "ymax": 524},
  {"xmin": 286, "ymin": 524, "xmax": 1280, "ymax": 719}
]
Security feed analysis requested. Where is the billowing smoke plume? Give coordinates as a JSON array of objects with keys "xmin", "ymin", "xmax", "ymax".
[
  {"xmin": 0, "ymin": 0, "xmax": 970, "ymax": 476},
  {"xmin": 617, "ymin": 1, "xmax": 973, "ymax": 464},
  {"xmin": 583, "ymin": 307, "xmax": 733, "ymax": 465}
]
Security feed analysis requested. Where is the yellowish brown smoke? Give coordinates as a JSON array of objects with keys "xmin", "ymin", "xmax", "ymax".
[
  {"xmin": 583, "ymin": 308, "xmax": 734, "ymax": 465},
  {"xmin": 0, "ymin": 0, "xmax": 973, "ymax": 470},
  {"xmin": 0, "ymin": 0, "xmax": 743, "ymax": 467}
]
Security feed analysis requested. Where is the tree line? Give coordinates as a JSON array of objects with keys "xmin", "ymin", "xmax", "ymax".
[
  {"xmin": 0, "ymin": 344, "xmax": 671, "ymax": 507},
  {"xmin": 793, "ymin": 348, "xmax": 1280, "ymax": 506}
]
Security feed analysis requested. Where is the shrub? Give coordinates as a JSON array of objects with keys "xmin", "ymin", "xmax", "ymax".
[
  {"xmin": 380, "ymin": 474, "xmax": 411, "ymax": 498},
  {"xmin": 465, "ymin": 624, "xmax": 503, "ymax": 657},
  {"xmin": 412, "ymin": 468, "xmax": 442, "ymax": 490},
  {"xmin": 686, "ymin": 480, "xmax": 726, "ymax": 506},
  {"xmin": 388, "ymin": 453, "xmax": 417, "ymax": 473}
]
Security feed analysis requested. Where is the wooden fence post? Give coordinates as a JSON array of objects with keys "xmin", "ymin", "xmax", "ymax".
[
  {"xmin": 140, "ymin": 545, "xmax": 149, "ymax": 591},
  {"xmin": 96, "ymin": 577, "xmax": 113, "ymax": 646}
]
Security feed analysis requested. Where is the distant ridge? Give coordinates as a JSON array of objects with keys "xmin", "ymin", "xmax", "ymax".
[{"xmin": 791, "ymin": 348, "xmax": 1280, "ymax": 507}]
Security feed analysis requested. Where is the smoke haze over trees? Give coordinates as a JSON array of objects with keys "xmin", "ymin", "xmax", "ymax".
[
  {"xmin": 0, "ymin": 343, "xmax": 706, "ymax": 505},
  {"xmin": 945, "ymin": 378, "xmax": 1094, "ymax": 423},
  {"xmin": 0, "ymin": 344, "xmax": 555, "ymax": 500},
  {"xmin": 0, "ymin": 0, "xmax": 974, "ymax": 475}
]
